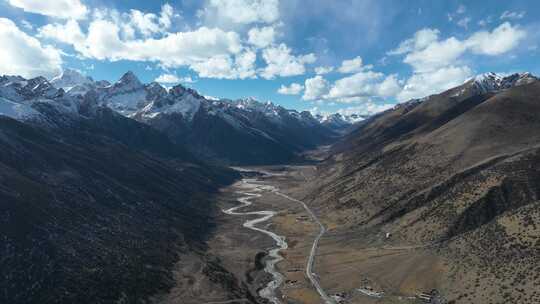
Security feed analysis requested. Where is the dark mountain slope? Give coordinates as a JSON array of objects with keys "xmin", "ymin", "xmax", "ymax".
[
  {"xmin": 0, "ymin": 115, "xmax": 239, "ymax": 304},
  {"xmin": 151, "ymin": 107, "xmax": 297, "ymax": 165},
  {"xmin": 142, "ymin": 100, "xmax": 338, "ymax": 165}
]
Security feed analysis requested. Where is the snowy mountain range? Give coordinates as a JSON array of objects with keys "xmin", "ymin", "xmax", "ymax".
[
  {"xmin": 1, "ymin": 69, "xmax": 536, "ymax": 164},
  {"xmin": 469, "ymin": 72, "xmax": 537, "ymax": 93},
  {"xmin": 315, "ymin": 113, "xmax": 368, "ymax": 129},
  {"xmin": 0, "ymin": 69, "xmax": 364, "ymax": 164},
  {"xmin": 451, "ymin": 72, "xmax": 539, "ymax": 98},
  {"xmin": 44, "ymin": 69, "xmax": 361, "ymax": 124}
]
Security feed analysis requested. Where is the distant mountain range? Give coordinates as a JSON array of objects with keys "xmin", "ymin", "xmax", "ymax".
[{"xmin": 1, "ymin": 69, "xmax": 361, "ymax": 164}]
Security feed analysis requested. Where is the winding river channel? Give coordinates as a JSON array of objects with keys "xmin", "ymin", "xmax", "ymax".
[
  {"xmin": 222, "ymin": 172, "xmax": 336, "ymax": 304},
  {"xmin": 222, "ymin": 178, "xmax": 287, "ymax": 304}
]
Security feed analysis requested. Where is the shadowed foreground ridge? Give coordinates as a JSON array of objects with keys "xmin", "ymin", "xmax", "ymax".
[{"xmin": 0, "ymin": 114, "xmax": 238, "ymax": 304}]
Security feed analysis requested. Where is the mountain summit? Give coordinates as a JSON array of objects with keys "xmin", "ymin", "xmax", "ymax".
[
  {"xmin": 116, "ymin": 71, "xmax": 142, "ymax": 89},
  {"xmin": 50, "ymin": 69, "xmax": 94, "ymax": 90},
  {"xmin": 467, "ymin": 72, "xmax": 538, "ymax": 94}
]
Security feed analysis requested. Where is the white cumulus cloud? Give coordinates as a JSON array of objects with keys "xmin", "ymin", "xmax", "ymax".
[
  {"xmin": 397, "ymin": 65, "xmax": 472, "ymax": 102},
  {"xmin": 392, "ymin": 23, "xmax": 526, "ymax": 72},
  {"xmin": 314, "ymin": 66, "xmax": 334, "ymax": 75},
  {"xmin": 403, "ymin": 36, "xmax": 467, "ymax": 72},
  {"xmin": 389, "ymin": 22, "xmax": 527, "ymax": 70},
  {"xmin": 326, "ymin": 71, "xmax": 400, "ymax": 102},
  {"xmin": 155, "ymin": 73, "xmax": 195, "ymax": 83},
  {"xmin": 337, "ymin": 56, "xmax": 368, "ymax": 74},
  {"xmin": 38, "ymin": 19, "xmax": 85, "ymax": 47},
  {"xmin": 388, "ymin": 28, "xmax": 440, "ymax": 56},
  {"xmin": 337, "ymin": 102, "xmax": 394, "ymax": 116},
  {"xmin": 390, "ymin": 22, "xmax": 527, "ymax": 101},
  {"xmin": 7, "ymin": 0, "xmax": 88, "ymax": 20},
  {"xmin": 466, "ymin": 22, "xmax": 527, "ymax": 55},
  {"xmin": 159, "ymin": 3, "xmax": 174, "ymax": 29},
  {"xmin": 126, "ymin": 4, "xmax": 175, "ymax": 38},
  {"xmin": 260, "ymin": 43, "xmax": 316, "ymax": 79},
  {"xmin": 377, "ymin": 74, "xmax": 402, "ymax": 97},
  {"xmin": 277, "ymin": 82, "xmax": 303, "ymax": 95},
  {"xmin": 247, "ymin": 26, "xmax": 275, "ymax": 48},
  {"xmin": 189, "ymin": 55, "xmax": 239, "ymax": 80},
  {"xmin": 39, "ymin": 17, "xmax": 254, "ymax": 79},
  {"xmin": 0, "ymin": 18, "xmax": 62, "ymax": 78},
  {"xmin": 190, "ymin": 51, "xmax": 257, "ymax": 79},
  {"xmin": 128, "ymin": 9, "xmax": 161, "ymax": 37},
  {"xmin": 203, "ymin": 0, "xmax": 279, "ymax": 25},
  {"xmin": 155, "ymin": 74, "xmax": 180, "ymax": 83},
  {"xmin": 302, "ymin": 75, "xmax": 329, "ymax": 101}
]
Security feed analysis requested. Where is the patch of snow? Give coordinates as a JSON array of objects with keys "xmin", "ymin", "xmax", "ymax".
[
  {"xmin": 139, "ymin": 92, "xmax": 202, "ymax": 121},
  {"xmin": 105, "ymin": 89, "xmax": 148, "ymax": 116},
  {"xmin": 163, "ymin": 94, "xmax": 201, "ymax": 118}
]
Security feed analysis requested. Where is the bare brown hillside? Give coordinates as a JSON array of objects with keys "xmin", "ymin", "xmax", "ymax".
[{"xmin": 304, "ymin": 79, "xmax": 540, "ymax": 303}]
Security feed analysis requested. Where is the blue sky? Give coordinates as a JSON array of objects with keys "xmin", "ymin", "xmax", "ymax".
[{"xmin": 0, "ymin": 0, "xmax": 538, "ymax": 115}]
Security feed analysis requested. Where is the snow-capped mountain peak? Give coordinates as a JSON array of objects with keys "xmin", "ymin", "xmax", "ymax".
[
  {"xmin": 50, "ymin": 69, "xmax": 94, "ymax": 90},
  {"xmin": 0, "ymin": 74, "xmax": 82, "ymax": 124},
  {"xmin": 97, "ymin": 71, "xmax": 148, "ymax": 116},
  {"xmin": 315, "ymin": 113, "xmax": 366, "ymax": 127},
  {"xmin": 114, "ymin": 71, "xmax": 142, "ymax": 91},
  {"xmin": 134, "ymin": 83, "xmax": 204, "ymax": 121},
  {"xmin": 145, "ymin": 82, "xmax": 168, "ymax": 101},
  {"xmin": 169, "ymin": 83, "xmax": 202, "ymax": 99},
  {"xmin": 232, "ymin": 97, "xmax": 280, "ymax": 114},
  {"xmin": 469, "ymin": 72, "xmax": 538, "ymax": 94}
]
